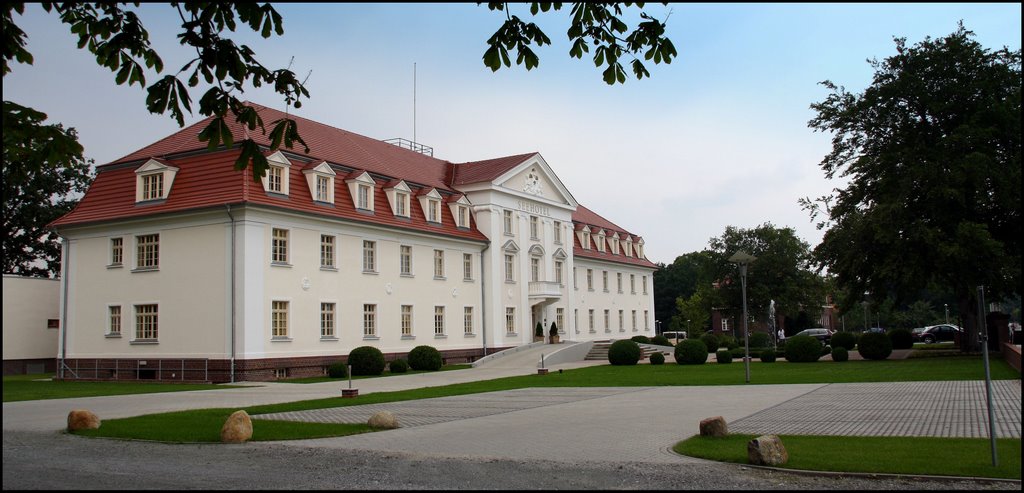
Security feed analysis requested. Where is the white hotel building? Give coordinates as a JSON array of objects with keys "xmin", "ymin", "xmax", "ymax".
[{"xmin": 50, "ymin": 104, "xmax": 656, "ymax": 382}]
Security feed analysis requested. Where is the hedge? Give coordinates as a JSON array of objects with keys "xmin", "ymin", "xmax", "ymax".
[
  {"xmin": 608, "ymin": 340, "xmax": 642, "ymax": 365},
  {"xmin": 675, "ymin": 339, "xmax": 708, "ymax": 365}
]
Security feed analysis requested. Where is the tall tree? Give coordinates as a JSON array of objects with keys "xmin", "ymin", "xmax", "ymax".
[
  {"xmin": 2, "ymin": 102, "xmax": 94, "ymax": 277},
  {"xmin": 652, "ymin": 250, "xmax": 713, "ymax": 326},
  {"xmin": 804, "ymin": 24, "xmax": 1021, "ymax": 352}
]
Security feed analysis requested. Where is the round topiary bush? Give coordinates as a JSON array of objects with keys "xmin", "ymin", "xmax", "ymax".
[
  {"xmin": 608, "ymin": 340, "xmax": 642, "ymax": 365},
  {"xmin": 888, "ymin": 328, "xmax": 914, "ymax": 350},
  {"xmin": 649, "ymin": 352, "xmax": 665, "ymax": 365},
  {"xmin": 348, "ymin": 346, "xmax": 386, "ymax": 376},
  {"xmin": 389, "ymin": 358, "xmax": 409, "ymax": 373},
  {"xmin": 716, "ymin": 349, "xmax": 733, "ymax": 364},
  {"xmin": 718, "ymin": 334, "xmax": 739, "ymax": 350},
  {"xmin": 700, "ymin": 333, "xmax": 719, "ymax": 353},
  {"xmin": 759, "ymin": 349, "xmax": 777, "ymax": 363},
  {"xmin": 784, "ymin": 335, "xmax": 823, "ymax": 363},
  {"xmin": 831, "ymin": 346, "xmax": 849, "ymax": 362},
  {"xmin": 831, "ymin": 331, "xmax": 857, "ymax": 351},
  {"xmin": 630, "ymin": 335, "xmax": 651, "ymax": 344},
  {"xmin": 408, "ymin": 345, "xmax": 443, "ymax": 371},
  {"xmin": 728, "ymin": 347, "xmax": 747, "ymax": 359},
  {"xmin": 749, "ymin": 331, "xmax": 771, "ymax": 348},
  {"xmin": 327, "ymin": 361, "xmax": 348, "ymax": 378},
  {"xmin": 858, "ymin": 332, "xmax": 893, "ymax": 360},
  {"xmin": 675, "ymin": 339, "xmax": 708, "ymax": 365},
  {"xmin": 650, "ymin": 335, "xmax": 671, "ymax": 347}
]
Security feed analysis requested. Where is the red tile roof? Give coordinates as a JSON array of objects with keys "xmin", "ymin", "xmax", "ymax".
[
  {"xmin": 450, "ymin": 153, "xmax": 537, "ymax": 185},
  {"xmin": 571, "ymin": 205, "xmax": 655, "ymax": 269}
]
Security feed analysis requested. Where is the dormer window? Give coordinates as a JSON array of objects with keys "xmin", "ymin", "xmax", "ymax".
[
  {"xmin": 134, "ymin": 159, "xmax": 178, "ymax": 203},
  {"xmin": 384, "ymin": 180, "xmax": 412, "ymax": 218},
  {"xmin": 596, "ymin": 230, "xmax": 606, "ymax": 253},
  {"xmin": 303, "ymin": 161, "xmax": 336, "ymax": 204},
  {"xmin": 611, "ymin": 234, "xmax": 620, "ymax": 255},
  {"xmin": 346, "ymin": 171, "xmax": 376, "ymax": 212},
  {"xmin": 579, "ymin": 226, "xmax": 591, "ymax": 250},
  {"xmin": 458, "ymin": 206, "xmax": 469, "ymax": 228},
  {"xmin": 357, "ymin": 184, "xmax": 371, "ymax": 210},
  {"xmin": 418, "ymin": 188, "xmax": 443, "ymax": 224},
  {"xmin": 625, "ymin": 237, "xmax": 634, "ymax": 257},
  {"xmin": 260, "ymin": 151, "xmax": 292, "ymax": 196},
  {"xmin": 396, "ymin": 192, "xmax": 408, "ymax": 216},
  {"xmin": 448, "ymin": 195, "xmax": 473, "ymax": 229},
  {"xmin": 268, "ymin": 166, "xmax": 284, "ymax": 193}
]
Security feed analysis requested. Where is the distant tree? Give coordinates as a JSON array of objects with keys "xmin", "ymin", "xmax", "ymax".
[
  {"xmin": 653, "ymin": 251, "xmax": 714, "ymax": 327},
  {"xmin": 675, "ymin": 285, "xmax": 712, "ymax": 336},
  {"xmin": 2, "ymin": 102, "xmax": 93, "ymax": 277},
  {"xmin": 804, "ymin": 24, "xmax": 1021, "ymax": 351}
]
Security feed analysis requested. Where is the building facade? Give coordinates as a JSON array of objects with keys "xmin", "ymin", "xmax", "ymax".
[
  {"xmin": 2, "ymin": 275, "xmax": 61, "ymax": 375},
  {"xmin": 50, "ymin": 104, "xmax": 656, "ymax": 382}
]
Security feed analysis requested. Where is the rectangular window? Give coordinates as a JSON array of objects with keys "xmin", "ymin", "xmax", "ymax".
[
  {"xmin": 134, "ymin": 304, "xmax": 158, "ymax": 340},
  {"xmin": 574, "ymin": 309, "xmax": 579, "ymax": 333},
  {"xmin": 530, "ymin": 257, "xmax": 540, "ymax": 282},
  {"xmin": 434, "ymin": 306, "xmax": 445, "ymax": 336},
  {"xmin": 556, "ymin": 308, "xmax": 564, "ymax": 333},
  {"xmin": 553, "ymin": 221, "xmax": 562, "ymax": 244},
  {"xmin": 631, "ymin": 274, "xmax": 636, "ymax": 294},
  {"xmin": 644, "ymin": 310, "xmax": 649, "ymax": 331},
  {"xmin": 463, "ymin": 253, "xmax": 472, "ymax": 280},
  {"xmin": 321, "ymin": 302, "xmax": 336, "ymax": 338},
  {"xmin": 554, "ymin": 260, "xmax": 563, "ymax": 285},
  {"xmin": 632, "ymin": 310, "xmax": 638, "ymax": 332},
  {"xmin": 110, "ymin": 238, "xmax": 123, "ymax": 266},
  {"xmin": 618, "ymin": 310, "xmax": 624, "ymax": 331},
  {"xmin": 316, "ymin": 175, "xmax": 330, "ymax": 202},
  {"xmin": 320, "ymin": 235, "xmax": 335, "ymax": 268},
  {"xmin": 573, "ymin": 267, "xmax": 578, "ymax": 290},
  {"xmin": 396, "ymin": 192, "xmax": 408, "ymax": 216},
  {"xmin": 428, "ymin": 200, "xmax": 440, "ymax": 223},
  {"xmin": 604, "ymin": 309, "xmax": 610, "ymax": 331},
  {"xmin": 433, "ymin": 249, "xmax": 445, "ymax": 278},
  {"xmin": 505, "ymin": 254, "xmax": 515, "ymax": 282},
  {"xmin": 401, "ymin": 305, "xmax": 413, "ymax": 336},
  {"xmin": 272, "ymin": 301, "xmax": 289, "ymax": 338},
  {"xmin": 271, "ymin": 228, "xmax": 288, "ymax": 264},
  {"xmin": 363, "ymin": 240, "xmax": 376, "ymax": 272},
  {"xmin": 357, "ymin": 184, "xmax": 371, "ymax": 210},
  {"xmin": 268, "ymin": 166, "xmax": 283, "ymax": 193},
  {"xmin": 587, "ymin": 269, "xmax": 593, "ymax": 291},
  {"xmin": 363, "ymin": 303, "xmax": 377, "ymax": 337},
  {"xmin": 458, "ymin": 206, "xmax": 469, "ymax": 228},
  {"xmin": 108, "ymin": 305, "xmax": 121, "ymax": 335},
  {"xmin": 503, "ymin": 210, "xmax": 513, "ymax": 235},
  {"xmin": 602, "ymin": 270, "xmax": 609, "ymax": 292},
  {"xmin": 464, "ymin": 306, "xmax": 474, "ymax": 335},
  {"xmin": 400, "ymin": 245, "xmax": 413, "ymax": 275},
  {"xmin": 588, "ymin": 309, "xmax": 595, "ymax": 332},
  {"xmin": 643, "ymin": 276, "xmax": 648, "ymax": 294},
  {"xmin": 142, "ymin": 173, "xmax": 163, "ymax": 200},
  {"xmin": 530, "ymin": 215, "xmax": 539, "ymax": 239},
  {"xmin": 505, "ymin": 307, "xmax": 516, "ymax": 334},
  {"xmin": 136, "ymin": 234, "xmax": 159, "ymax": 269},
  {"xmin": 617, "ymin": 272, "xmax": 623, "ymax": 293}
]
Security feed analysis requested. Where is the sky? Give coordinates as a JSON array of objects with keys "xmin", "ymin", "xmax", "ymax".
[{"xmin": 4, "ymin": 3, "xmax": 1021, "ymax": 265}]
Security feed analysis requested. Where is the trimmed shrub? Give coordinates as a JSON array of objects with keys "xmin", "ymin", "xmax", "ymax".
[
  {"xmin": 749, "ymin": 332, "xmax": 772, "ymax": 348},
  {"xmin": 716, "ymin": 349, "xmax": 733, "ymax": 364},
  {"xmin": 831, "ymin": 346, "xmax": 849, "ymax": 362},
  {"xmin": 389, "ymin": 358, "xmax": 409, "ymax": 373},
  {"xmin": 549, "ymin": 321, "xmax": 559, "ymax": 338},
  {"xmin": 408, "ymin": 345, "xmax": 443, "ymax": 371},
  {"xmin": 858, "ymin": 332, "xmax": 893, "ymax": 360},
  {"xmin": 718, "ymin": 335, "xmax": 739, "ymax": 350},
  {"xmin": 650, "ymin": 335, "xmax": 671, "ymax": 347},
  {"xmin": 608, "ymin": 340, "xmax": 642, "ymax": 365},
  {"xmin": 831, "ymin": 331, "xmax": 857, "ymax": 351},
  {"xmin": 700, "ymin": 333, "xmax": 719, "ymax": 353},
  {"xmin": 759, "ymin": 349, "xmax": 777, "ymax": 363},
  {"xmin": 649, "ymin": 352, "xmax": 665, "ymax": 365},
  {"xmin": 535, "ymin": 322, "xmax": 544, "ymax": 338},
  {"xmin": 630, "ymin": 335, "xmax": 651, "ymax": 344},
  {"xmin": 784, "ymin": 336, "xmax": 823, "ymax": 363},
  {"xmin": 889, "ymin": 328, "xmax": 914, "ymax": 350},
  {"xmin": 675, "ymin": 339, "xmax": 708, "ymax": 365},
  {"xmin": 348, "ymin": 346, "xmax": 386, "ymax": 376},
  {"xmin": 327, "ymin": 361, "xmax": 348, "ymax": 378}
]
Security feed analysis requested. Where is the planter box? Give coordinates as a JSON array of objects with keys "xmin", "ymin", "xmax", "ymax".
[{"xmin": 341, "ymin": 388, "xmax": 359, "ymax": 398}]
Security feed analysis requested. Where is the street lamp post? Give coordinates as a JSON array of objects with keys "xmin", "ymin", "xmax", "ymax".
[
  {"xmin": 729, "ymin": 251, "xmax": 756, "ymax": 384},
  {"xmin": 945, "ymin": 304, "xmax": 949, "ymax": 325}
]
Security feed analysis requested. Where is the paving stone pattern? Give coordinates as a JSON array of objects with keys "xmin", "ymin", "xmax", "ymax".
[{"xmin": 729, "ymin": 380, "xmax": 1021, "ymax": 438}]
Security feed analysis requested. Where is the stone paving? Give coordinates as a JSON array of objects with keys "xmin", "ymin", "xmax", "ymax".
[{"xmin": 729, "ymin": 380, "xmax": 1022, "ymax": 438}]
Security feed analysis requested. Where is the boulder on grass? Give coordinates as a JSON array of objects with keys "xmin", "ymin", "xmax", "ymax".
[
  {"xmin": 367, "ymin": 411, "xmax": 400, "ymax": 429},
  {"xmin": 220, "ymin": 410, "xmax": 253, "ymax": 443},
  {"xmin": 67, "ymin": 409, "xmax": 101, "ymax": 431},
  {"xmin": 698, "ymin": 416, "xmax": 728, "ymax": 437},
  {"xmin": 747, "ymin": 434, "xmax": 788, "ymax": 466}
]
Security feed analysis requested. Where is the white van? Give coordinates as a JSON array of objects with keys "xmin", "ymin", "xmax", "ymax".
[{"xmin": 661, "ymin": 331, "xmax": 687, "ymax": 344}]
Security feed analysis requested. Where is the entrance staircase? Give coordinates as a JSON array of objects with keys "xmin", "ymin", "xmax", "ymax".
[{"xmin": 584, "ymin": 341, "xmax": 672, "ymax": 361}]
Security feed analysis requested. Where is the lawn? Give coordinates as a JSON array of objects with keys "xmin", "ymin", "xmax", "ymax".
[
  {"xmin": 285, "ymin": 364, "xmax": 472, "ymax": 383},
  {"xmin": 675, "ymin": 434, "xmax": 1021, "ymax": 480},
  {"xmin": 2, "ymin": 373, "xmax": 242, "ymax": 402}
]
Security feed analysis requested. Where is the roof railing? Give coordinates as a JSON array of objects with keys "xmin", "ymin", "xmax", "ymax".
[{"xmin": 384, "ymin": 138, "xmax": 433, "ymax": 157}]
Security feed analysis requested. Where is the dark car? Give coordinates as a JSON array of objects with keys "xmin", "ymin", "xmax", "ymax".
[
  {"xmin": 866, "ymin": 327, "xmax": 886, "ymax": 334},
  {"xmin": 912, "ymin": 324, "xmax": 961, "ymax": 344},
  {"xmin": 792, "ymin": 328, "xmax": 833, "ymax": 344}
]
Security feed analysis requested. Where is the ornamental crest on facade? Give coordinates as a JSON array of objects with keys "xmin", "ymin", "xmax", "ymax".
[{"xmin": 523, "ymin": 170, "xmax": 543, "ymax": 197}]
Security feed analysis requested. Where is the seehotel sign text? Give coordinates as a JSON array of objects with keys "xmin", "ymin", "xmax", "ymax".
[{"xmin": 516, "ymin": 200, "xmax": 550, "ymax": 217}]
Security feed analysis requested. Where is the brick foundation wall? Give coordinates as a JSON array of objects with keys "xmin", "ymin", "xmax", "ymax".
[{"xmin": 3, "ymin": 358, "xmax": 57, "ymax": 376}]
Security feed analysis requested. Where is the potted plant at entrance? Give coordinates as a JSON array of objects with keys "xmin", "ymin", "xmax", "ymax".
[
  {"xmin": 549, "ymin": 321, "xmax": 560, "ymax": 344},
  {"xmin": 534, "ymin": 322, "xmax": 545, "ymax": 342}
]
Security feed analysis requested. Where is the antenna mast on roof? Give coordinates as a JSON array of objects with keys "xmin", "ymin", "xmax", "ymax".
[
  {"xmin": 383, "ymin": 62, "xmax": 433, "ymax": 156},
  {"xmin": 413, "ymin": 62, "xmax": 417, "ymax": 144}
]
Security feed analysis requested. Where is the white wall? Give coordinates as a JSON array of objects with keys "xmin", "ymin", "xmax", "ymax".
[{"xmin": 2, "ymin": 276, "xmax": 60, "ymax": 361}]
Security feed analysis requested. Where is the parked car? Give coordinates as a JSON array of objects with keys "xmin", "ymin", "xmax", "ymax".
[
  {"xmin": 911, "ymin": 324, "xmax": 961, "ymax": 344},
  {"xmin": 865, "ymin": 327, "xmax": 886, "ymax": 334},
  {"xmin": 661, "ymin": 331, "xmax": 687, "ymax": 344},
  {"xmin": 792, "ymin": 328, "xmax": 833, "ymax": 344}
]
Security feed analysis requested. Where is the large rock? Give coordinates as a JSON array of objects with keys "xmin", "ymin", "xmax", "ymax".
[
  {"xmin": 220, "ymin": 410, "xmax": 253, "ymax": 443},
  {"xmin": 367, "ymin": 411, "xmax": 400, "ymax": 429},
  {"xmin": 67, "ymin": 409, "xmax": 101, "ymax": 431},
  {"xmin": 747, "ymin": 434, "xmax": 788, "ymax": 466},
  {"xmin": 698, "ymin": 416, "xmax": 728, "ymax": 437}
]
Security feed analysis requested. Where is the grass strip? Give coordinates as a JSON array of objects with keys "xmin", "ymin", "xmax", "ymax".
[
  {"xmin": 674, "ymin": 434, "xmax": 1021, "ymax": 480},
  {"xmin": 2, "ymin": 374, "xmax": 243, "ymax": 403}
]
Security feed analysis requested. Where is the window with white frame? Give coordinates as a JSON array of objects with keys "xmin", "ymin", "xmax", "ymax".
[
  {"xmin": 400, "ymin": 245, "xmax": 413, "ymax": 275},
  {"xmin": 586, "ymin": 269, "xmax": 593, "ymax": 291},
  {"xmin": 396, "ymin": 191, "xmax": 409, "ymax": 216},
  {"xmin": 433, "ymin": 249, "xmax": 445, "ymax": 278},
  {"xmin": 505, "ymin": 307, "xmax": 516, "ymax": 334},
  {"xmin": 464, "ymin": 306, "xmax": 473, "ymax": 335},
  {"xmin": 267, "ymin": 165, "xmax": 285, "ymax": 193},
  {"xmin": 604, "ymin": 309, "xmax": 610, "ymax": 331},
  {"xmin": 630, "ymin": 274, "xmax": 636, "ymax": 294},
  {"xmin": 134, "ymin": 304, "xmax": 158, "ymax": 340},
  {"xmin": 141, "ymin": 173, "xmax": 164, "ymax": 201},
  {"xmin": 573, "ymin": 267, "xmax": 577, "ymax": 290},
  {"xmin": 643, "ymin": 275, "xmax": 648, "ymax": 294},
  {"xmin": 272, "ymin": 301, "xmax": 289, "ymax": 338},
  {"xmin": 463, "ymin": 253, "xmax": 472, "ymax": 280},
  {"xmin": 136, "ymin": 234, "xmax": 159, "ymax": 269},
  {"xmin": 363, "ymin": 303, "xmax": 377, "ymax": 337},
  {"xmin": 357, "ymin": 183, "xmax": 372, "ymax": 210},
  {"xmin": 110, "ymin": 238, "xmax": 123, "ymax": 266},
  {"xmin": 617, "ymin": 272, "xmax": 623, "ymax": 293},
  {"xmin": 530, "ymin": 216, "xmax": 539, "ymax": 239},
  {"xmin": 722, "ymin": 318, "xmax": 730, "ymax": 332},
  {"xmin": 530, "ymin": 257, "xmax": 540, "ymax": 282},
  {"xmin": 505, "ymin": 254, "xmax": 515, "ymax": 282},
  {"xmin": 554, "ymin": 260, "xmax": 563, "ymax": 285},
  {"xmin": 553, "ymin": 221, "xmax": 562, "ymax": 244},
  {"xmin": 271, "ymin": 228, "xmax": 289, "ymax": 264},
  {"xmin": 321, "ymin": 302, "xmax": 336, "ymax": 338},
  {"xmin": 644, "ymin": 310, "xmax": 649, "ymax": 331},
  {"xmin": 458, "ymin": 205, "xmax": 469, "ymax": 228},
  {"xmin": 428, "ymin": 199, "xmax": 440, "ymax": 223},
  {"xmin": 401, "ymin": 305, "xmax": 413, "ymax": 336},
  {"xmin": 602, "ymin": 270, "xmax": 609, "ymax": 292},
  {"xmin": 362, "ymin": 240, "xmax": 376, "ymax": 272},
  {"xmin": 632, "ymin": 310, "xmax": 637, "ymax": 332},
  {"xmin": 108, "ymin": 305, "xmax": 121, "ymax": 335},
  {"xmin": 588, "ymin": 309, "xmax": 595, "ymax": 332},
  {"xmin": 434, "ymin": 306, "xmax": 445, "ymax": 336},
  {"xmin": 582, "ymin": 230, "xmax": 591, "ymax": 249},
  {"xmin": 320, "ymin": 235, "xmax": 335, "ymax": 268},
  {"xmin": 618, "ymin": 310, "xmax": 624, "ymax": 332},
  {"xmin": 574, "ymin": 309, "xmax": 579, "ymax": 333},
  {"xmin": 315, "ymin": 175, "xmax": 330, "ymax": 202},
  {"xmin": 556, "ymin": 308, "xmax": 564, "ymax": 333},
  {"xmin": 503, "ymin": 210, "xmax": 513, "ymax": 235}
]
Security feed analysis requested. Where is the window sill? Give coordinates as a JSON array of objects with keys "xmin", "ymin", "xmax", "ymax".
[
  {"xmin": 271, "ymin": 337, "xmax": 293, "ymax": 342},
  {"xmin": 362, "ymin": 270, "xmax": 379, "ymax": 275},
  {"xmin": 131, "ymin": 267, "xmax": 159, "ymax": 273},
  {"xmin": 320, "ymin": 337, "xmax": 339, "ymax": 341},
  {"xmin": 130, "ymin": 339, "xmax": 158, "ymax": 345},
  {"xmin": 363, "ymin": 336, "xmax": 380, "ymax": 341},
  {"xmin": 506, "ymin": 332, "xmax": 518, "ymax": 337},
  {"xmin": 400, "ymin": 273, "xmax": 415, "ymax": 278},
  {"xmin": 463, "ymin": 278, "xmax": 474, "ymax": 283},
  {"xmin": 107, "ymin": 264, "xmax": 123, "ymax": 269},
  {"xmin": 320, "ymin": 266, "xmax": 338, "ymax": 272},
  {"xmin": 434, "ymin": 334, "xmax": 447, "ymax": 339},
  {"xmin": 506, "ymin": 280, "xmax": 516, "ymax": 284},
  {"xmin": 463, "ymin": 333, "xmax": 476, "ymax": 338},
  {"xmin": 433, "ymin": 276, "xmax": 446, "ymax": 281},
  {"xmin": 401, "ymin": 335, "xmax": 416, "ymax": 340},
  {"xmin": 105, "ymin": 333, "xmax": 122, "ymax": 338},
  {"xmin": 271, "ymin": 262, "xmax": 292, "ymax": 268}
]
